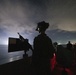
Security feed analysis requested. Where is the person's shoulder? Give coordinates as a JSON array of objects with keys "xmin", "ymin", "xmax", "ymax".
[
  {"xmin": 34, "ymin": 34, "xmax": 41, "ymax": 40},
  {"xmin": 45, "ymin": 34, "xmax": 52, "ymax": 40}
]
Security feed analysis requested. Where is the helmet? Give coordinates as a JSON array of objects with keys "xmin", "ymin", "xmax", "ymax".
[{"xmin": 36, "ymin": 21, "xmax": 49, "ymax": 31}]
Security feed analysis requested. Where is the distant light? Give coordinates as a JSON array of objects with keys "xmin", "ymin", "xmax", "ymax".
[
  {"xmin": 72, "ymin": 43, "xmax": 75, "ymax": 45},
  {"xmin": 58, "ymin": 43, "xmax": 61, "ymax": 45}
]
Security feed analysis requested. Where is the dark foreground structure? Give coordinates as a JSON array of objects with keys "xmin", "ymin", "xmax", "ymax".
[{"xmin": 0, "ymin": 53, "xmax": 76, "ymax": 75}]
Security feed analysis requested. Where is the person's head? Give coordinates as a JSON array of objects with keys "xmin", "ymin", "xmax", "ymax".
[
  {"xmin": 36, "ymin": 21, "xmax": 49, "ymax": 33},
  {"xmin": 68, "ymin": 41, "xmax": 71, "ymax": 44},
  {"xmin": 53, "ymin": 42, "xmax": 58, "ymax": 46}
]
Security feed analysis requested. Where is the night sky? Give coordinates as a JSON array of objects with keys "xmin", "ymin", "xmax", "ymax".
[{"xmin": 0, "ymin": 0, "xmax": 76, "ymax": 45}]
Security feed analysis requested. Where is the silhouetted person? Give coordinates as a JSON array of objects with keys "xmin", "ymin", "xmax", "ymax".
[
  {"xmin": 56, "ymin": 45, "xmax": 66, "ymax": 66},
  {"xmin": 66, "ymin": 41, "xmax": 72, "ymax": 51},
  {"xmin": 32, "ymin": 21, "xmax": 55, "ymax": 75}
]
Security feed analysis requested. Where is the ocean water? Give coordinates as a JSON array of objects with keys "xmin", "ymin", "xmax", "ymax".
[
  {"xmin": 0, "ymin": 45, "xmax": 32, "ymax": 65},
  {"xmin": 0, "ymin": 45, "xmax": 74, "ymax": 65}
]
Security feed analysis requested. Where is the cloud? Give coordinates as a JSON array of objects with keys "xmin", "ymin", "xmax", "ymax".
[
  {"xmin": 0, "ymin": 0, "xmax": 76, "ymax": 35},
  {"xmin": 47, "ymin": 29, "xmax": 76, "ymax": 44},
  {"xmin": 0, "ymin": 0, "xmax": 76, "ymax": 44},
  {"xmin": 0, "ymin": 0, "xmax": 36, "ymax": 35},
  {"xmin": 46, "ymin": 0, "xmax": 76, "ymax": 31}
]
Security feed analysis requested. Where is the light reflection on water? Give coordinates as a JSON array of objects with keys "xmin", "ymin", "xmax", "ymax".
[
  {"xmin": 9, "ymin": 58, "xmax": 14, "ymax": 62},
  {"xmin": 9, "ymin": 56, "xmax": 22, "ymax": 62},
  {"xmin": 0, "ymin": 45, "xmax": 23, "ymax": 65},
  {"xmin": 0, "ymin": 45, "xmax": 32, "ymax": 65},
  {"xmin": 0, "ymin": 55, "xmax": 23, "ymax": 65}
]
